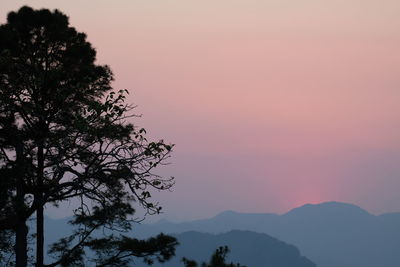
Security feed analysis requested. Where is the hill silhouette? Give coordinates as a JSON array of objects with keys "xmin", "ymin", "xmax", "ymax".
[
  {"xmin": 42, "ymin": 202, "xmax": 400, "ymax": 267},
  {"xmin": 131, "ymin": 202, "xmax": 400, "ymax": 267},
  {"xmin": 41, "ymin": 218, "xmax": 314, "ymax": 266},
  {"xmin": 139, "ymin": 230, "xmax": 316, "ymax": 267}
]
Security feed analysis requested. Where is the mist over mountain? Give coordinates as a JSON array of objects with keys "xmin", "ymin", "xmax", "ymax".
[
  {"xmin": 43, "ymin": 202, "xmax": 400, "ymax": 267},
  {"xmin": 130, "ymin": 202, "xmax": 400, "ymax": 267}
]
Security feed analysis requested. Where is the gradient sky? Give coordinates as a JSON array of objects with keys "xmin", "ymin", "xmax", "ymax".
[{"xmin": 2, "ymin": 0, "xmax": 400, "ymax": 221}]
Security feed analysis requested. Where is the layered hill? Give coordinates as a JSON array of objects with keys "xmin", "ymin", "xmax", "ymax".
[
  {"xmin": 136, "ymin": 230, "xmax": 316, "ymax": 267},
  {"xmin": 42, "ymin": 217, "xmax": 315, "ymax": 266},
  {"xmin": 132, "ymin": 202, "xmax": 400, "ymax": 267},
  {"xmin": 43, "ymin": 202, "xmax": 400, "ymax": 267}
]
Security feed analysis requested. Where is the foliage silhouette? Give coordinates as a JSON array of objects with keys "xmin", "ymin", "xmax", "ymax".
[
  {"xmin": 0, "ymin": 6, "xmax": 177, "ymax": 267},
  {"xmin": 182, "ymin": 246, "xmax": 246, "ymax": 267}
]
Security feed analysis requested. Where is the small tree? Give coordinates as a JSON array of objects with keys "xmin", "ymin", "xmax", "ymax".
[
  {"xmin": 0, "ymin": 6, "xmax": 177, "ymax": 267},
  {"xmin": 182, "ymin": 246, "xmax": 246, "ymax": 267}
]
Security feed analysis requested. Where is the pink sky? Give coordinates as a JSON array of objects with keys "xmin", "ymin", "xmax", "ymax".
[{"xmin": 2, "ymin": 0, "xmax": 400, "ymax": 220}]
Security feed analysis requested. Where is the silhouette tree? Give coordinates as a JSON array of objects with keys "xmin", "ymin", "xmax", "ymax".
[
  {"xmin": 182, "ymin": 246, "xmax": 246, "ymax": 267},
  {"xmin": 0, "ymin": 6, "xmax": 177, "ymax": 267}
]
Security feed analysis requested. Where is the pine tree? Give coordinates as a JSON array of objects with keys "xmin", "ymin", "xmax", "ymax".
[{"xmin": 0, "ymin": 6, "xmax": 177, "ymax": 266}]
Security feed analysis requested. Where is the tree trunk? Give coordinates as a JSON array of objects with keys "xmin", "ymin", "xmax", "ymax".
[
  {"xmin": 36, "ymin": 141, "xmax": 44, "ymax": 267},
  {"xmin": 36, "ymin": 205, "xmax": 44, "ymax": 267},
  {"xmin": 15, "ymin": 221, "xmax": 28, "ymax": 267},
  {"xmin": 15, "ymin": 143, "xmax": 28, "ymax": 267}
]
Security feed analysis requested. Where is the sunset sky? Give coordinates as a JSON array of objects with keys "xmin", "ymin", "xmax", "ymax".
[{"xmin": 2, "ymin": 0, "xmax": 400, "ymax": 221}]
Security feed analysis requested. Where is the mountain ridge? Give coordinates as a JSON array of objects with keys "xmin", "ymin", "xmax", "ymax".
[
  {"xmin": 129, "ymin": 201, "xmax": 400, "ymax": 267},
  {"xmin": 42, "ymin": 202, "xmax": 400, "ymax": 267},
  {"xmin": 151, "ymin": 201, "xmax": 388, "ymax": 225},
  {"xmin": 138, "ymin": 230, "xmax": 316, "ymax": 267}
]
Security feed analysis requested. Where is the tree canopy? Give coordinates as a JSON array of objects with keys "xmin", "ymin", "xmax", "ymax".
[{"xmin": 0, "ymin": 6, "xmax": 177, "ymax": 267}]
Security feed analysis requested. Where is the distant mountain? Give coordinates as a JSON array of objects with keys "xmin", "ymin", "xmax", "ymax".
[
  {"xmin": 134, "ymin": 230, "xmax": 316, "ymax": 267},
  {"xmin": 130, "ymin": 210, "xmax": 280, "ymax": 239},
  {"xmin": 130, "ymin": 202, "xmax": 400, "ymax": 267},
  {"xmin": 42, "ymin": 218, "xmax": 314, "ymax": 267},
  {"xmin": 43, "ymin": 202, "xmax": 400, "ymax": 267}
]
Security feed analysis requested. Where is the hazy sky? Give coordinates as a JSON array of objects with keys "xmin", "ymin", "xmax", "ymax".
[{"xmin": 2, "ymin": 0, "xmax": 400, "ymax": 221}]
